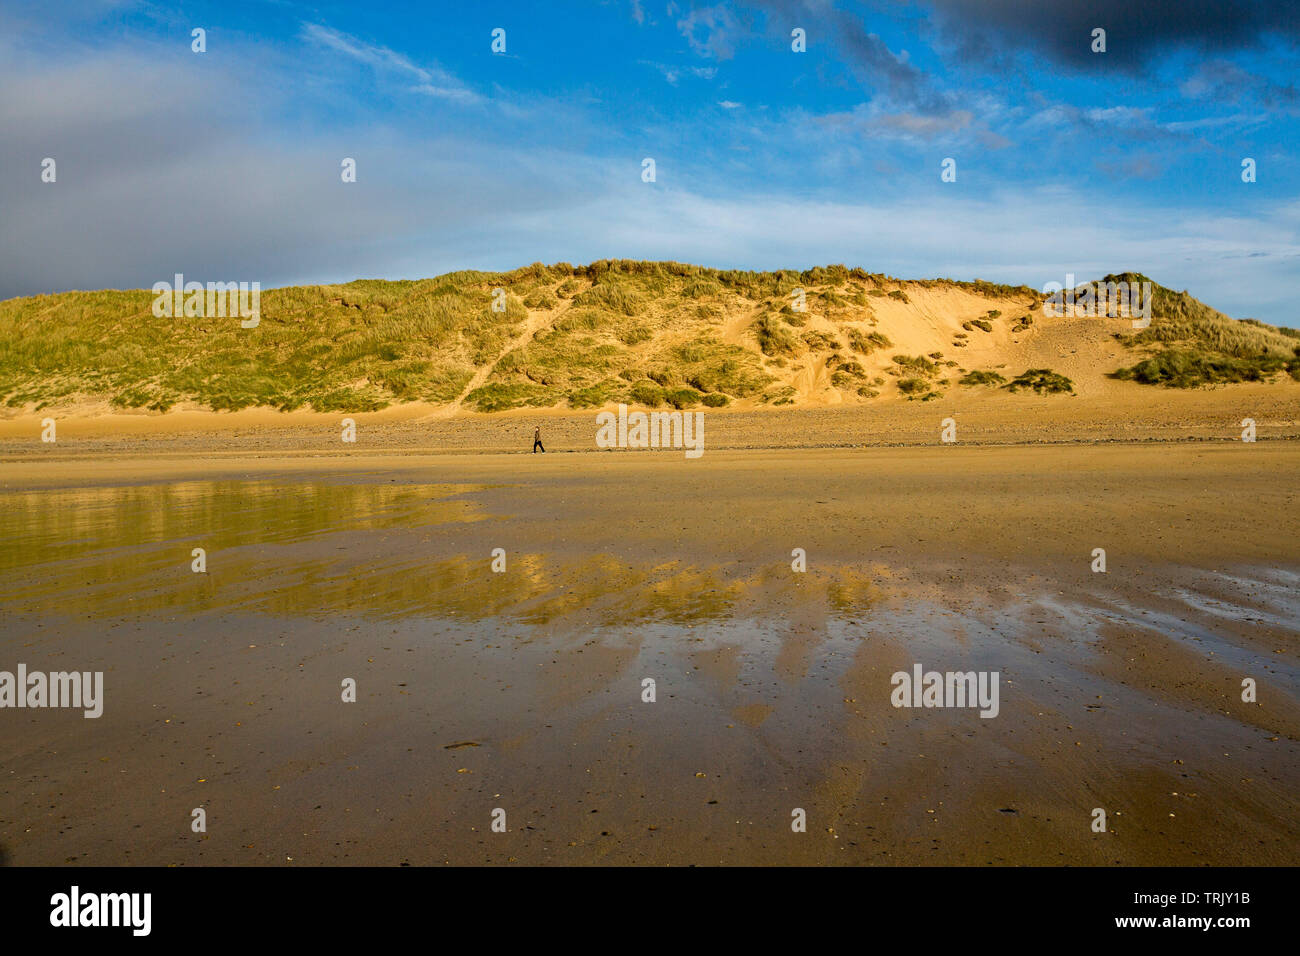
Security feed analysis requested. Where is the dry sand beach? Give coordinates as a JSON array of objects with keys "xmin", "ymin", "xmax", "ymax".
[
  {"xmin": 1, "ymin": 418, "xmax": 1296, "ymax": 866},
  {"xmin": 2, "ymin": 377, "xmax": 1298, "ymax": 453}
]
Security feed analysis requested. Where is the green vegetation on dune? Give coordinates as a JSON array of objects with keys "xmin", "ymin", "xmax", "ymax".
[
  {"xmin": 1107, "ymin": 273, "xmax": 1299, "ymax": 387},
  {"xmin": 888, "ymin": 354, "xmax": 944, "ymax": 401},
  {"xmin": 663, "ymin": 339, "xmax": 772, "ymax": 398},
  {"xmin": 1112, "ymin": 348, "xmax": 1300, "ymax": 387},
  {"xmin": 0, "ymin": 280, "xmax": 511, "ymax": 412},
  {"xmin": 958, "ymin": 370, "xmax": 1006, "ymax": 386},
  {"xmin": 572, "ymin": 279, "xmax": 643, "ymax": 316},
  {"xmin": 1004, "ymin": 368, "xmax": 1074, "ymax": 394},
  {"xmin": 753, "ymin": 314, "xmax": 798, "ymax": 356},
  {"xmin": 464, "ymin": 382, "xmax": 556, "ymax": 413},
  {"xmin": 801, "ymin": 330, "xmax": 839, "ymax": 351},
  {"xmin": 897, "ymin": 377, "xmax": 928, "ymax": 395},
  {"xmin": 1, "ymin": 261, "xmax": 1292, "ymax": 414},
  {"xmin": 847, "ymin": 328, "xmax": 890, "ymax": 354},
  {"xmin": 890, "ymin": 354, "xmax": 940, "ymax": 376}
]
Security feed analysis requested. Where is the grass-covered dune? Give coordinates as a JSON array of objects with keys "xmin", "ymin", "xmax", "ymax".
[
  {"xmin": 0, "ymin": 261, "xmax": 1295, "ymax": 415},
  {"xmin": 1105, "ymin": 273, "xmax": 1300, "ymax": 387},
  {"xmin": 0, "ymin": 273, "xmax": 518, "ymax": 413}
]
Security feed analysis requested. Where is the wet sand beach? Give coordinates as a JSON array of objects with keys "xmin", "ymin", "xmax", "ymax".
[{"xmin": 1, "ymin": 442, "xmax": 1297, "ymax": 865}]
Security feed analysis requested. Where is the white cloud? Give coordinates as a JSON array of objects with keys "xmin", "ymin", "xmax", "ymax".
[
  {"xmin": 1162, "ymin": 113, "xmax": 1266, "ymax": 132},
  {"xmin": 1, "ymin": 32, "xmax": 1296, "ymax": 326},
  {"xmin": 1084, "ymin": 105, "xmax": 1154, "ymax": 125},
  {"xmin": 300, "ymin": 22, "xmax": 481, "ymax": 104},
  {"xmin": 676, "ymin": 4, "xmax": 739, "ymax": 60},
  {"xmin": 641, "ymin": 61, "xmax": 717, "ymax": 85}
]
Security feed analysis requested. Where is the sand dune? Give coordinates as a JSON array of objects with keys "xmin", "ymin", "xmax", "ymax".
[{"xmin": 3, "ymin": 263, "xmax": 1296, "ymax": 422}]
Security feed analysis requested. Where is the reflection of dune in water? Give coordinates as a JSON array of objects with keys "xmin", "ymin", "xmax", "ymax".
[
  {"xmin": 0, "ymin": 477, "xmax": 884, "ymax": 624},
  {"xmin": 0, "ymin": 479, "xmax": 487, "ymax": 611}
]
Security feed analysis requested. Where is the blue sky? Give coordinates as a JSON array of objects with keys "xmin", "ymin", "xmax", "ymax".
[{"xmin": 2, "ymin": 0, "xmax": 1297, "ymax": 323}]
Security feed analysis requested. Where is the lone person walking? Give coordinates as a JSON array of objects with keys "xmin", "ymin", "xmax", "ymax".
[{"xmin": 533, "ymin": 425, "xmax": 545, "ymax": 454}]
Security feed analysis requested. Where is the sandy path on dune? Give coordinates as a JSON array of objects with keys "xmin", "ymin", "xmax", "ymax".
[{"xmin": 429, "ymin": 306, "xmax": 562, "ymax": 419}]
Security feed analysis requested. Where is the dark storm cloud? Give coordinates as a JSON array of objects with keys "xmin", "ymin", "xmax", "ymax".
[
  {"xmin": 741, "ymin": 0, "xmax": 959, "ymax": 113},
  {"xmin": 924, "ymin": 0, "xmax": 1300, "ymax": 70},
  {"xmin": 833, "ymin": 14, "xmax": 955, "ymax": 112}
]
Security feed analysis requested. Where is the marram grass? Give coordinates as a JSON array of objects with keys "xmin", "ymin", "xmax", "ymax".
[{"xmin": 1, "ymin": 262, "xmax": 1294, "ymax": 413}]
